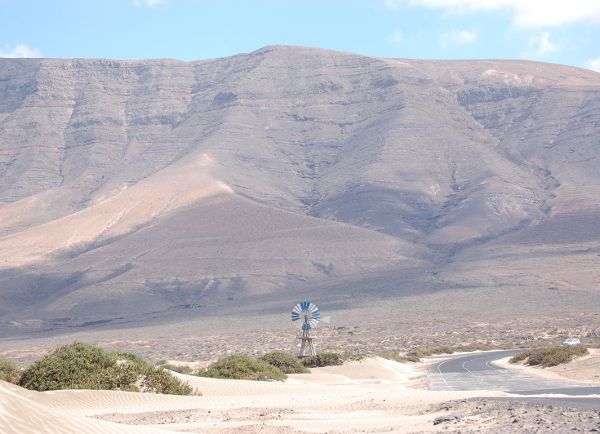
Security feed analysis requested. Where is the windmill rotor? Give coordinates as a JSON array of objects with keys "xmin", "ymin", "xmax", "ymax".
[{"xmin": 291, "ymin": 301, "xmax": 320, "ymax": 331}]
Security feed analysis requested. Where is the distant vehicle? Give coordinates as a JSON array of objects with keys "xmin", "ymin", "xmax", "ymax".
[{"xmin": 563, "ymin": 338, "xmax": 581, "ymax": 346}]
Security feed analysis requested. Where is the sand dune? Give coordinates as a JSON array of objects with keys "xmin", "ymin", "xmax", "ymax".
[
  {"xmin": 0, "ymin": 358, "xmax": 503, "ymax": 433},
  {"xmin": 0, "ymin": 380, "xmax": 164, "ymax": 433}
]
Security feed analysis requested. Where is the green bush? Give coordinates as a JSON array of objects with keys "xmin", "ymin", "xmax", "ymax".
[
  {"xmin": 259, "ymin": 352, "xmax": 309, "ymax": 374},
  {"xmin": 140, "ymin": 368, "xmax": 196, "ymax": 395},
  {"xmin": 379, "ymin": 347, "xmax": 455, "ymax": 363},
  {"xmin": 197, "ymin": 355, "xmax": 287, "ymax": 381},
  {"xmin": 159, "ymin": 363, "xmax": 193, "ymax": 374},
  {"xmin": 339, "ymin": 352, "xmax": 367, "ymax": 362},
  {"xmin": 0, "ymin": 359, "xmax": 22, "ymax": 384},
  {"xmin": 377, "ymin": 351, "xmax": 412, "ymax": 362},
  {"xmin": 412, "ymin": 347, "xmax": 455, "ymax": 358},
  {"xmin": 510, "ymin": 346, "xmax": 588, "ymax": 368},
  {"xmin": 18, "ymin": 342, "xmax": 195, "ymax": 395},
  {"xmin": 301, "ymin": 352, "xmax": 344, "ymax": 368}
]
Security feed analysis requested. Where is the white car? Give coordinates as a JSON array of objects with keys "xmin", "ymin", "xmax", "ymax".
[{"xmin": 563, "ymin": 338, "xmax": 581, "ymax": 346}]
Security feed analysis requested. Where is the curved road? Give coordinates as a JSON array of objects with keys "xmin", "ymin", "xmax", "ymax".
[{"xmin": 427, "ymin": 350, "xmax": 600, "ymax": 409}]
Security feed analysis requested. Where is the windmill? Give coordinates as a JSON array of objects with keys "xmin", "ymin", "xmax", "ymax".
[{"xmin": 291, "ymin": 301, "xmax": 320, "ymax": 357}]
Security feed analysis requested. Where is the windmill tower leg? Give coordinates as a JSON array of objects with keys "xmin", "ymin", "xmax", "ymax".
[
  {"xmin": 300, "ymin": 330, "xmax": 307, "ymax": 357},
  {"xmin": 299, "ymin": 330, "xmax": 316, "ymax": 357},
  {"xmin": 307, "ymin": 334, "xmax": 316, "ymax": 356}
]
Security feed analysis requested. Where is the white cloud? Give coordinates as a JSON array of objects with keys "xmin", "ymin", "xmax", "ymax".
[
  {"xmin": 0, "ymin": 43, "xmax": 42, "ymax": 58},
  {"xmin": 584, "ymin": 58, "xmax": 600, "ymax": 72},
  {"xmin": 133, "ymin": 0, "xmax": 166, "ymax": 7},
  {"xmin": 384, "ymin": 0, "xmax": 600, "ymax": 27},
  {"xmin": 389, "ymin": 29, "xmax": 404, "ymax": 44},
  {"xmin": 528, "ymin": 31, "xmax": 559, "ymax": 57},
  {"xmin": 440, "ymin": 29, "xmax": 478, "ymax": 48}
]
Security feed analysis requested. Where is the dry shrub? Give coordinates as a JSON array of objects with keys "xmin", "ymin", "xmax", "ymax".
[
  {"xmin": 510, "ymin": 346, "xmax": 588, "ymax": 367},
  {"xmin": 0, "ymin": 359, "xmax": 22, "ymax": 384},
  {"xmin": 19, "ymin": 342, "xmax": 195, "ymax": 395},
  {"xmin": 197, "ymin": 355, "xmax": 287, "ymax": 381},
  {"xmin": 259, "ymin": 352, "xmax": 309, "ymax": 374}
]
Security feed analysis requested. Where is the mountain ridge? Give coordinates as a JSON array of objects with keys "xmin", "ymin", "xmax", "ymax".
[{"xmin": 1, "ymin": 45, "xmax": 599, "ymax": 335}]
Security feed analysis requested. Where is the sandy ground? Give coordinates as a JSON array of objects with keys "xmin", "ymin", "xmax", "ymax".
[
  {"xmin": 1, "ymin": 357, "xmax": 507, "ymax": 433},
  {"xmin": 494, "ymin": 348, "xmax": 600, "ymax": 386},
  {"xmin": 0, "ymin": 380, "xmax": 159, "ymax": 433},
  {"xmin": 2, "ymin": 356, "xmax": 600, "ymax": 433}
]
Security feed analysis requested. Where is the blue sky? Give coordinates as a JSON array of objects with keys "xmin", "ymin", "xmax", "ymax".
[{"xmin": 1, "ymin": 0, "xmax": 599, "ymax": 71}]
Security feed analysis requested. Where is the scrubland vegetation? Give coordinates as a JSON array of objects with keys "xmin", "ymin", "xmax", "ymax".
[
  {"xmin": 2, "ymin": 342, "xmax": 195, "ymax": 395},
  {"xmin": 2, "ymin": 342, "xmax": 516, "ymax": 389},
  {"xmin": 196, "ymin": 355, "xmax": 288, "ymax": 381},
  {"xmin": 0, "ymin": 359, "xmax": 22, "ymax": 384},
  {"xmin": 379, "ymin": 346, "xmax": 456, "ymax": 363},
  {"xmin": 509, "ymin": 346, "xmax": 588, "ymax": 367},
  {"xmin": 299, "ymin": 352, "xmax": 345, "ymax": 368},
  {"xmin": 259, "ymin": 352, "xmax": 309, "ymax": 374}
]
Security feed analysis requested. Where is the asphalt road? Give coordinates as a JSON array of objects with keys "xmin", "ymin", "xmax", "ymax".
[{"xmin": 427, "ymin": 350, "xmax": 600, "ymax": 409}]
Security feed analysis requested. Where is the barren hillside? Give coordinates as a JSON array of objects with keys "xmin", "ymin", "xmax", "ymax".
[{"xmin": 1, "ymin": 46, "xmax": 599, "ymax": 335}]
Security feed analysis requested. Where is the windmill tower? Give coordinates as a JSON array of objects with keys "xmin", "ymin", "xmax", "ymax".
[{"xmin": 291, "ymin": 301, "xmax": 320, "ymax": 357}]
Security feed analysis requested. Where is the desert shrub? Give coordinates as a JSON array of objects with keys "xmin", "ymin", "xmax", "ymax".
[
  {"xmin": 510, "ymin": 346, "xmax": 588, "ymax": 368},
  {"xmin": 19, "ymin": 342, "xmax": 124, "ymax": 391},
  {"xmin": 113, "ymin": 352, "xmax": 194, "ymax": 394},
  {"xmin": 159, "ymin": 363, "xmax": 193, "ymax": 374},
  {"xmin": 140, "ymin": 368, "xmax": 195, "ymax": 394},
  {"xmin": 455, "ymin": 343, "xmax": 495, "ymax": 353},
  {"xmin": 19, "ymin": 342, "xmax": 194, "ymax": 395},
  {"xmin": 197, "ymin": 355, "xmax": 287, "ymax": 381},
  {"xmin": 509, "ymin": 351, "xmax": 530, "ymax": 364},
  {"xmin": 377, "ymin": 351, "xmax": 413, "ymax": 362},
  {"xmin": 259, "ymin": 352, "xmax": 309, "ymax": 374},
  {"xmin": 414, "ymin": 347, "xmax": 455, "ymax": 358},
  {"xmin": 339, "ymin": 352, "xmax": 367, "ymax": 362},
  {"xmin": 380, "ymin": 351, "xmax": 424, "ymax": 363},
  {"xmin": 0, "ymin": 359, "xmax": 22, "ymax": 384},
  {"xmin": 301, "ymin": 352, "xmax": 344, "ymax": 368},
  {"xmin": 379, "ymin": 347, "xmax": 455, "ymax": 363}
]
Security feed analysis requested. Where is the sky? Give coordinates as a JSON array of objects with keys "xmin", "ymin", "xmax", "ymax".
[{"xmin": 0, "ymin": 0, "xmax": 599, "ymax": 71}]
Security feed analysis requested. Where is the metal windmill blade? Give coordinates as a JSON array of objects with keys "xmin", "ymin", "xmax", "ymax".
[{"xmin": 291, "ymin": 301, "xmax": 320, "ymax": 331}]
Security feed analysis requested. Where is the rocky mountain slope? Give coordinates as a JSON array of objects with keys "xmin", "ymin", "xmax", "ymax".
[{"xmin": 1, "ymin": 46, "xmax": 599, "ymax": 334}]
